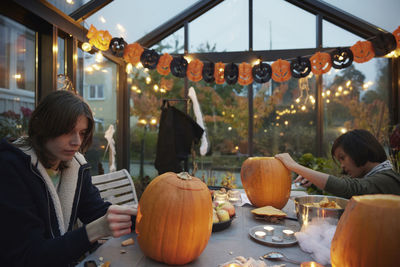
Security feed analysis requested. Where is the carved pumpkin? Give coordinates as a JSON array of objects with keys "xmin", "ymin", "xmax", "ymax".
[
  {"xmin": 214, "ymin": 62, "xmax": 225, "ymax": 84},
  {"xmin": 187, "ymin": 59, "xmax": 204, "ymax": 82},
  {"xmin": 271, "ymin": 59, "xmax": 291, "ymax": 83},
  {"xmin": 140, "ymin": 49, "xmax": 160, "ymax": 69},
  {"xmin": 224, "ymin": 63, "xmax": 239, "ymax": 85},
  {"xmin": 393, "ymin": 26, "xmax": 400, "ymax": 49},
  {"xmin": 290, "ymin": 56, "xmax": 311, "ymax": 78},
  {"xmin": 157, "ymin": 53, "xmax": 173, "ymax": 75},
  {"xmin": 350, "ymin": 40, "xmax": 375, "ymax": 63},
  {"xmin": 240, "ymin": 157, "xmax": 291, "ymax": 208},
  {"xmin": 123, "ymin": 43, "xmax": 144, "ymax": 66},
  {"xmin": 109, "ymin": 37, "xmax": 127, "ymax": 57},
  {"xmin": 331, "ymin": 194, "xmax": 400, "ymax": 267},
  {"xmin": 89, "ymin": 30, "xmax": 112, "ymax": 51},
  {"xmin": 238, "ymin": 62, "xmax": 253, "ymax": 86},
  {"xmin": 202, "ymin": 61, "xmax": 215, "ymax": 83},
  {"xmin": 252, "ymin": 62, "xmax": 271, "ymax": 83},
  {"xmin": 330, "ymin": 47, "xmax": 353, "ymax": 69},
  {"xmin": 310, "ymin": 52, "xmax": 332, "ymax": 75},
  {"xmin": 136, "ymin": 172, "xmax": 213, "ymax": 265},
  {"xmin": 370, "ymin": 32, "xmax": 397, "ymax": 57},
  {"xmin": 170, "ymin": 56, "xmax": 188, "ymax": 78}
]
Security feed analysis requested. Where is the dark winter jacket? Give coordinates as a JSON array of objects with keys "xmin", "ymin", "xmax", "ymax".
[{"xmin": 0, "ymin": 139, "xmax": 111, "ymax": 267}]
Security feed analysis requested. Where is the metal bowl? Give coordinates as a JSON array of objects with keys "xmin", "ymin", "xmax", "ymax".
[{"xmin": 293, "ymin": 195, "xmax": 349, "ymax": 227}]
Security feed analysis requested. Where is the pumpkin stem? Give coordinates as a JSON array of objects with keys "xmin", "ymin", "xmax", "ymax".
[{"xmin": 177, "ymin": 172, "xmax": 192, "ymax": 180}]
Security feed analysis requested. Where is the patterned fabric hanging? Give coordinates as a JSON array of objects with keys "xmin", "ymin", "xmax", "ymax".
[
  {"xmin": 271, "ymin": 59, "xmax": 291, "ymax": 82},
  {"xmin": 238, "ymin": 62, "xmax": 253, "ymax": 86},
  {"xmin": 310, "ymin": 52, "xmax": 332, "ymax": 75}
]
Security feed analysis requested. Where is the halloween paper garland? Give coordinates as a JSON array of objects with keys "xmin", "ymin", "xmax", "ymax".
[{"xmin": 86, "ymin": 24, "xmax": 400, "ymax": 85}]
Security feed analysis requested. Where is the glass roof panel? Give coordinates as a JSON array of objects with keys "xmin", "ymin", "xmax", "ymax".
[
  {"xmin": 323, "ymin": 20, "xmax": 362, "ymax": 47},
  {"xmin": 189, "ymin": 0, "xmax": 248, "ymax": 53},
  {"xmin": 85, "ymin": 0, "xmax": 199, "ymax": 44},
  {"xmin": 253, "ymin": 0, "xmax": 316, "ymax": 50},
  {"xmin": 323, "ymin": 0, "xmax": 400, "ymax": 32},
  {"xmin": 46, "ymin": 0, "xmax": 91, "ymax": 16}
]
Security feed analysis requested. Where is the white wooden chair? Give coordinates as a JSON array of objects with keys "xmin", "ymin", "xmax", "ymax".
[{"xmin": 92, "ymin": 169, "xmax": 138, "ymax": 206}]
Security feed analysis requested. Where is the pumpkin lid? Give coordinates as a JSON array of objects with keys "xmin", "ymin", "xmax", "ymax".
[{"xmin": 352, "ymin": 194, "xmax": 400, "ymax": 208}]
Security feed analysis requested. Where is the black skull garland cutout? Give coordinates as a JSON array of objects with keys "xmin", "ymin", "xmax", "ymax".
[
  {"xmin": 202, "ymin": 61, "xmax": 215, "ymax": 83},
  {"xmin": 109, "ymin": 37, "xmax": 127, "ymax": 57},
  {"xmin": 140, "ymin": 49, "xmax": 160, "ymax": 69},
  {"xmin": 252, "ymin": 62, "xmax": 272, "ymax": 83},
  {"xmin": 224, "ymin": 63, "xmax": 238, "ymax": 85},
  {"xmin": 290, "ymin": 57, "xmax": 311, "ymax": 78},
  {"xmin": 370, "ymin": 32, "xmax": 397, "ymax": 57},
  {"xmin": 170, "ymin": 56, "xmax": 188, "ymax": 78},
  {"xmin": 330, "ymin": 47, "xmax": 353, "ymax": 69}
]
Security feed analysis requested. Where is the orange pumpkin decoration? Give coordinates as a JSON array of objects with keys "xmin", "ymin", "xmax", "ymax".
[
  {"xmin": 310, "ymin": 52, "xmax": 332, "ymax": 75},
  {"xmin": 238, "ymin": 62, "xmax": 253, "ymax": 86},
  {"xmin": 89, "ymin": 30, "xmax": 112, "ymax": 51},
  {"xmin": 123, "ymin": 43, "xmax": 144, "ymax": 66},
  {"xmin": 214, "ymin": 62, "xmax": 225, "ymax": 84},
  {"xmin": 393, "ymin": 26, "xmax": 400, "ymax": 49},
  {"xmin": 136, "ymin": 172, "xmax": 213, "ymax": 265},
  {"xmin": 86, "ymin": 24, "xmax": 97, "ymax": 39},
  {"xmin": 331, "ymin": 194, "xmax": 400, "ymax": 267},
  {"xmin": 157, "ymin": 53, "xmax": 173, "ymax": 75},
  {"xmin": 271, "ymin": 59, "xmax": 291, "ymax": 83},
  {"xmin": 240, "ymin": 157, "xmax": 291, "ymax": 208},
  {"xmin": 160, "ymin": 77, "xmax": 173, "ymax": 91},
  {"xmin": 187, "ymin": 59, "xmax": 204, "ymax": 82},
  {"xmin": 350, "ymin": 40, "xmax": 375, "ymax": 63}
]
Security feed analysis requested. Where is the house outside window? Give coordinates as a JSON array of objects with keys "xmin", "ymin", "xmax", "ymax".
[{"xmin": 88, "ymin": 84, "xmax": 105, "ymax": 100}]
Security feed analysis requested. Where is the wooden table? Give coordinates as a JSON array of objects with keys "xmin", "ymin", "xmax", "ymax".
[{"xmin": 76, "ymin": 191, "xmax": 314, "ymax": 267}]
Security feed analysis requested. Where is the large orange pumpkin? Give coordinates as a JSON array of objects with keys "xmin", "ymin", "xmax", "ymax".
[
  {"xmin": 240, "ymin": 157, "xmax": 291, "ymax": 208},
  {"xmin": 331, "ymin": 194, "xmax": 400, "ymax": 267},
  {"xmin": 135, "ymin": 172, "xmax": 213, "ymax": 265}
]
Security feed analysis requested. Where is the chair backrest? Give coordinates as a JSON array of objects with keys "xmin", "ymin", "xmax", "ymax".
[{"xmin": 92, "ymin": 169, "xmax": 138, "ymax": 206}]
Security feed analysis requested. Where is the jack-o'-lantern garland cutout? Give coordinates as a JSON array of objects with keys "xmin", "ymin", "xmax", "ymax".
[
  {"xmin": 350, "ymin": 41, "xmax": 375, "ymax": 63},
  {"xmin": 224, "ymin": 63, "xmax": 239, "ymax": 85},
  {"xmin": 370, "ymin": 32, "xmax": 397, "ymax": 57},
  {"xmin": 330, "ymin": 47, "xmax": 353, "ymax": 69},
  {"xmin": 393, "ymin": 26, "xmax": 400, "ymax": 49},
  {"xmin": 202, "ymin": 62, "xmax": 215, "ymax": 83},
  {"xmin": 157, "ymin": 53, "xmax": 173, "ymax": 75},
  {"xmin": 187, "ymin": 59, "xmax": 204, "ymax": 82},
  {"xmin": 109, "ymin": 37, "xmax": 127, "ymax": 57},
  {"xmin": 140, "ymin": 49, "xmax": 160, "ymax": 69},
  {"xmin": 214, "ymin": 62, "xmax": 225, "ymax": 84},
  {"xmin": 290, "ymin": 56, "xmax": 311, "ymax": 78},
  {"xmin": 123, "ymin": 43, "xmax": 144, "ymax": 66},
  {"xmin": 271, "ymin": 59, "xmax": 291, "ymax": 82},
  {"xmin": 238, "ymin": 62, "xmax": 253, "ymax": 86},
  {"xmin": 252, "ymin": 62, "xmax": 271, "ymax": 83},
  {"xmin": 88, "ymin": 25, "xmax": 112, "ymax": 51},
  {"xmin": 170, "ymin": 56, "xmax": 188, "ymax": 78},
  {"xmin": 310, "ymin": 52, "xmax": 332, "ymax": 75}
]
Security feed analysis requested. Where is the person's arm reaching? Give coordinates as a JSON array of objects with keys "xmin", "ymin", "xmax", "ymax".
[{"xmin": 275, "ymin": 153, "xmax": 330, "ymax": 190}]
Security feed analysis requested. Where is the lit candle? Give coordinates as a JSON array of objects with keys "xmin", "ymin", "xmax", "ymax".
[
  {"xmin": 300, "ymin": 261, "xmax": 325, "ymax": 267},
  {"xmin": 226, "ymin": 263, "xmax": 241, "ymax": 267},
  {"xmin": 255, "ymin": 231, "xmax": 266, "ymax": 239},
  {"xmin": 263, "ymin": 226, "xmax": 274, "ymax": 235},
  {"xmin": 282, "ymin": 229, "xmax": 295, "ymax": 240}
]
